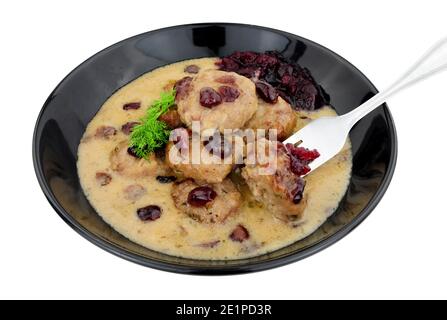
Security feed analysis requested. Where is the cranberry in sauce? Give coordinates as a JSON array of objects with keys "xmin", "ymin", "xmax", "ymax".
[
  {"xmin": 124, "ymin": 184, "xmax": 146, "ymax": 201},
  {"xmin": 123, "ymin": 102, "xmax": 141, "ymax": 110},
  {"xmin": 230, "ymin": 225, "xmax": 250, "ymax": 242},
  {"xmin": 237, "ymin": 67, "xmax": 258, "ymax": 78},
  {"xmin": 127, "ymin": 146, "xmax": 141, "ymax": 158},
  {"xmin": 95, "ymin": 172, "xmax": 112, "ymax": 186},
  {"xmin": 255, "ymin": 81, "xmax": 278, "ymax": 103},
  {"xmin": 95, "ymin": 126, "xmax": 117, "ymax": 139},
  {"xmin": 156, "ymin": 176, "xmax": 177, "ymax": 183},
  {"xmin": 196, "ymin": 240, "xmax": 221, "ymax": 248},
  {"xmin": 217, "ymin": 51, "xmax": 329, "ymax": 110},
  {"xmin": 289, "ymin": 157, "xmax": 311, "ymax": 176},
  {"xmin": 199, "ymin": 87, "xmax": 222, "ymax": 108},
  {"xmin": 218, "ymin": 57, "xmax": 239, "ymax": 71},
  {"xmin": 137, "ymin": 205, "xmax": 162, "ymax": 221},
  {"xmin": 184, "ymin": 64, "xmax": 200, "ymax": 74},
  {"xmin": 291, "ymin": 179, "xmax": 306, "ymax": 204},
  {"xmin": 285, "ymin": 143, "xmax": 320, "ymax": 177},
  {"xmin": 121, "ymin": 121, "xmax": 140, "ymax": 135},
  {"xmin": 286, "ymin": 144, "xmax": 320, "ymax": 161},
  {"xmin": 187, "ymin": 186, "xmax": 217, "ymax": 207}
]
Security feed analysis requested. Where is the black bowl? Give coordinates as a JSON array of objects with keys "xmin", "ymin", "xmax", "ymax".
[{"xmin": 33, "ymin": 23, "xmax": 397, "ymax": 274}]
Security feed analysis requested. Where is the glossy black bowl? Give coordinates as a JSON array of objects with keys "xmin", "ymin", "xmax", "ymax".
[{"xmin": 33, "ymin": 23, "xmax": 397, "ymax": 274}]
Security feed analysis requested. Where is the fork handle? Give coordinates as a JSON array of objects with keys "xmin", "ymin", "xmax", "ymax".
[{"xmin": 344, "ymin": 37, "xmax": 447, "ymax": 125}]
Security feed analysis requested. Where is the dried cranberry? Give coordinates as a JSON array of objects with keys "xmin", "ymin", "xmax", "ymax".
[
  {"xmin": 96, "ymin": 172, "xmax": 111, "ymax": 186},
  {"xmin": 216, "ymin": 57, "xmax": 239, "ymax": 71},
  {"xmin": 302, "ymin": 83, "xmax": 318, "ymax": 96},
  {"xmin": 95, "ymin": 126, "xmax": 117, "ymax": 139},
  {"xmin": 290, "ymin": 157, "xmax": 311, "ymax": 176},
  {"xmin": 237, "ymin": 67, "xmax": 258, "ymax": 78},
  {"xmin": 286, "ymin": 144, "xmax": 320, "ymax": 161},
  {"xmin": 123, "ymin": 102, "xmax": 141, "ymax": 110},
  {"xmin": 255, "ymin": 81, "xmax": 278, "ymax": 103},
  {"xmin": 255, "ymin": 53, "xmax": 278, "ymax": 67},
  {"xmin": 196, "ymin": 240, "xmax": 220, "ymax": 248},
  {"xmin": 236, "ymin": 51, "xmax": 258, "ymax": 65},
  {"xmin": 285, "ymin": 143, "xmax": 319, "ymax": 177},
  {"xmin": 199, "ymin": 87, "xmax": 222, "ymax": 108},
  {"xmin": 215, "ymin": 75, "xmax": 236, "ymax": 84},
  {"xmin": 217, "ymin": 51, "xmax": 329, "ymax": 110},
  {"xmin": 137, "ymin": 205, "xmax": 162, "ymax": 221},
  {"xmin": 124, "ymin": 184, "xmax": 146, "ymax": 201},
  {"xmin": 263, "ymin": 69, "xmax": 278, "ymax": 84},
  {"xmin": 121, "ymin": 121, "xmax": 139, "ymax": 135},
  {"xmin": 127, "ymin": 146, "xmax": 141, "ymax": 158},
  {"xmin": 156, "ymin": 176, "xmax": 177, "ymax": 183},
  {"xmin": 230, "ymin": 225, "xmax": 249, "ymax": 242},
  {"xmin": 184, "ymin": 64, "xmax": 200, "ymax": 74},
  {"xmin": 281, "ymin": 74, "xmax": 294, "ymax": 86},
  {"xmin": 218, "ymin": 86, "xmax": 240, "ymax": 102},
  {"xmin": 174, "ymin": 76, "xmax": 193, "ymax": 99},
  {"xmin": 291, "ymin": 179, "xmax": 306, "ymax": 204},
  {"xmin": 277, "ymin": 63, "xmax": 294, "ymax": 77},
  {"xmin": 187, "ymin": 186, "xmax": 217, "ymax": 207}
]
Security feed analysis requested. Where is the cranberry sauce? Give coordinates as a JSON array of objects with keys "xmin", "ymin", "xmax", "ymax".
[{"xmin": 217, "ymin": 51, "xmax": 329, "ymax": 110}]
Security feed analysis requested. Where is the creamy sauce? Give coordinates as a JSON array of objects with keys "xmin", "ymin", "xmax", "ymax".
[{"xmin": 77, "ymin": 58, "xmax": 352, "ymax": 260}]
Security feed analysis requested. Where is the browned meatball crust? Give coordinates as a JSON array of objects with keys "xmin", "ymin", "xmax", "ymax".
[
  {"xmin": 165, "ymin": 129, "xmax": 244, "ymax": 183},
  {"xmin": 110, "ymin": 140, "xmax": 170, "ymax": 178},
  {"xmin": 244, "ymin": 97, "xmax": 297, "ymax": 141},
  {"xmin": 176, "ymin": 70, "xmax": 258, "ymax": 132},
  {"xmin": 171, "ymin": 179, "xmax": 241, "ymax": 223},
  {"xmin": 241, "ymin": 138, "xmax": 307, "ymax": 221}
]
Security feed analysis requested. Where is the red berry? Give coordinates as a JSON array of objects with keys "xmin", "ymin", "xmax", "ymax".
[
  {"xmin": 123, "ymin": 102, "xmax": 141, "ymax": 110},
  {"xmin": 230, "ymin": 225, "xmax": 249, "ymax": 242},
  {"xmin": 184, "ymin": 65, "xmax": 200, "ymax": 74},
  {"xmin": 187, "ymin": 186, "xmax": 217, "ymax": 207},
  {"xmin": 174, "ymin": 76, "xmax": 193, "ymax": 99},
  {"xmin": 137, "ymin": 205, "xmax": 162, "ymax": 221},
  {"xmin": 199, "ymin": 87, "xmax": 222, "ymax": 108},
  {"xmin": 121, "ymin": 121, "xmax": 140, "ymax": 135},
  {"xmin": 255, "ymin": 81, "xmax": 278, "ymax": 103},
  {"xmin": 218, "ymin": 86, "xmax": 240, "ymax": 102}
]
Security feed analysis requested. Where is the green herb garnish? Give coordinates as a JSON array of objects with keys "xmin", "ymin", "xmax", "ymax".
[{"xmin": 129, "ymin": 89, "xmax": 176, "ymax": 158}]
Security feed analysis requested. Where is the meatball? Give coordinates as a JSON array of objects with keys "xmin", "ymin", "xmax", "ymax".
[
  {"xmin": 159, "ymin": 109, "xmax": 182, "ymax": 129},
  {"xmin": 241, "ymin": 138, "xmax": 307, "ymax": 221},
  {"xmin": 244, "ymin": 97, "xmax": 297, "ymax": 141},
  {"xmin": 110, "ymin": 141, "xmax": 170, "ymax": 178},
  {"xmin": 176, "ymin": 70, "xmax": 258, "ymax": 132},
  {"xmin": 165, "ymin": 129, "xmax": 244, "ymax": 184},
  {"xmin": 171, "ymin": 179, "xmax": 241, "ymax": 223}
]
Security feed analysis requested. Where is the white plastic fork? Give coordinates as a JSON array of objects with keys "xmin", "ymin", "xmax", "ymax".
[{"xmin": 283, "ymin": 37, "xmax": 447, "ymax": 174}]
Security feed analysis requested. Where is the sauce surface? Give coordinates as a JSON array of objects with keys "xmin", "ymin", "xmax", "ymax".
[{"xmin": 77, "ymin": 58, "xmax": 352, "ymax": 260}]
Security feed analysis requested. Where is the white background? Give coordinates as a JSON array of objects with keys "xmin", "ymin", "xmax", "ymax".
[{"xmin": 1, "ymin": 0, "xmax": 447, "ymax": 300}]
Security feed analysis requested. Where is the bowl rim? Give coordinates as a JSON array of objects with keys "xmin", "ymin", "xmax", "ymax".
[{"xmin": 32, "ymin": 22, "xmax": 398, "ymax": 275}]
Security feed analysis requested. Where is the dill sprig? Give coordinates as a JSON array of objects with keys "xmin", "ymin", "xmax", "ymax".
[{"xmin": 129, "ymin": 89, "xmax": 176, "ymax": 158}]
